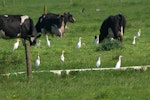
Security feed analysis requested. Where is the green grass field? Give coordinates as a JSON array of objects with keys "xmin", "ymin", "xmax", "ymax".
[{"xmin": 0, "ymin": 0, "xmax": 150, "ymax": 99}]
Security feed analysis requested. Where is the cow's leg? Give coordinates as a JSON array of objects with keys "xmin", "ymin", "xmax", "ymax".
[
  {"xmin": 21, "ymin": 39, "xmax": 26, "ymax": 46},
  {"xmin": 111, "ymin": 25, "xmax": 118, "ymax": 40},
  {"xmin": 118, "ymin": 26, "xmax": 124, "ymax": 41},
  {"xmin": 50, "ymin": 25, "xmax": 61, "ymax": 37},
  {"xmin": 99, "ymin": 27, "xmax": 109, "ymax": 43},
  {"xmin": 115, "ymin": 26, "xmax": 123, "ymax": 41},
  {"xmin": 107, "ymin": 28, "xmax": 114, "ymax": 38},
  {"xmin": 99, "ymin": 34, "xmax": 105, "ymax": 43},
  {"xmin": 41, "ymin": 28, "xmax": 46, "ymax": 35},
  {"xmin": 59, "ymin": 20, "xmax": 65, "ymax": 37}
]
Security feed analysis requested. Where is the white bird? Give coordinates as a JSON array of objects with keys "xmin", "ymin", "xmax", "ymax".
[
  {"xmin": 94, "ymin": 35, "xmax": 99, "ymax": 45},
  {"xmin": 132, "ymin": 36, "xmax": 137, "ymax": 45},
  {"xmin": 136, "ymin": 28, "xmax": 141, "ymax": 38},
  {"xmin": 115, "ymin": 55, "xmax": 123, "ymax": 69},
  {"xmin": 36, "ymin": 40, "xmax": 41, "ymax": 47},
  {"xmin": 46, "ymin": 35, "xmax": 50, "ymax": 47},
  {"xmin": 60, "ymin": 50, "xmax": 65, "ymax": 62},
  {"xmin": 76, "ymin": 37, "xmax": 82, "ymax": 49},
  {"xmin": 96, "ymin": 56, "xmax": 101, "ymax": 67},
  {"xmin": 35, "ymin": 54, "xmax": 40, "ymax": 67},
  {"xmin": 110, "ymin": 37, "xmax": 114, "ymax": 41},
  {"xmin": 13, "ymin": 39, "xmax": 20, "ymax": 50}
]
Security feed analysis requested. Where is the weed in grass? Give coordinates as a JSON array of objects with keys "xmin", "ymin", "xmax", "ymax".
[{"xmin": 97, "ymin": 39, "xmax": 123, "ymax": 51}]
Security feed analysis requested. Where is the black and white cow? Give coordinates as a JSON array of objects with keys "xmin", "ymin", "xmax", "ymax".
[
  {"xmin": 0, "ymin": 15, "xmax": 41, "ymax": 45},
  {"xmin": 44, "ymin": 12, "xmax": 75, "ymax": 28},
  {"xmin": 99, "ymin": 14, "xmax": 126, "ymax": 43},
  {"xmin": 35, "ymin": 12, "xmax": 75, "ymax": 37}
]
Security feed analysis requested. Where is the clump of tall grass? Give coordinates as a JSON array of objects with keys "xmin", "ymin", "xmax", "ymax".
[{"xmin": 96, "ymin": 39, "xmax": 123, "ymax": 51}]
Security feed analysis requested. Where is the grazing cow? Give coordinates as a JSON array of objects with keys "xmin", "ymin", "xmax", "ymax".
[
  {"xmin": 0, "ymin": 15, "xmax": 41, "ymax": 45},
  {"xmin": 99, "ymin": 14, "xmax": 126, "ymax": 43},
  {"xmin": 35, "ymin": 12, "xmax": 75, "ymax": 37}
]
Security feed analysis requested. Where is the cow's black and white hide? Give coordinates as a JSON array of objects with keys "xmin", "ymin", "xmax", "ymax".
[
  {"xmin": 35, "ymin": 12, "xmax": 75, "ymax": 37},
  {"xmin": 46, "ymin": 12, "xmax": 75, "ymax": 27},
  {"xmin": 0, "ymin": 15, "xmax": 41, "ymax": 45},
  {"xmin": 99, "ymin": 14, "xmax": 126, "ymax": 43},
  {"xmin": 36, "ymin": 14, "xmax": 65, "ymax": 37}
]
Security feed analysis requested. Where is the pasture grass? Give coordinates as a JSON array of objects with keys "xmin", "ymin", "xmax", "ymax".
[{"xmin": 0, "ymin": 0, "xmax": 150, "ymax": 99}]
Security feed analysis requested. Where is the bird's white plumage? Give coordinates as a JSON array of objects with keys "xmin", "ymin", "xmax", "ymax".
[
  {"xmin": 36, "ymin": 40, "xmax": 41, "ymax": 47},
  {"xmin": 132, "ymin": 36, "xmax": 137, "ymax": 45},
  {"xmin": 35, "ymin": 54, "xmax": 40, "ymax": 67},
  {"xmin": 60, "ymin": 50, "xmax": 65, "ymax": 62},
  {"xmin": 13, "ymin": 39, "xmax": 20, "ymax": 50},
  {"xmin": 136, "ymin": 29, "xmax": 141, "ymax": 38},
  {"xmin": 94, "ymin": 35, "xmax": 99, "ymax": 45},
  {"xmin": 115, "ymin": 55, "xmax": 123, "ymax": 69},
  {"xmin": 96, "ymin": 56, "xmax": 101, "ymax": 67},
  {"xmin": 76, "ymin": 37, "xmax": 82, "ymax": 49},
  {"xmin": 46, "ymin": 35, "xmax": 50, "ymax": 47}
]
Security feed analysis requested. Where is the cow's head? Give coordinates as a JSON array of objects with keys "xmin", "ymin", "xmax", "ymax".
[
  {"xmin": 64, "ymin": 12, "xmax": 75, "ymax": 23},
  {"xmin": 117, "ymin": 26, "xmax": 124, "ymax": 42},
  {"xmin": 29, "ymin": 34, "xmax": 41, "ymax": 46},
  {"xmin": 35, "ymin": 14, "xmax": 46, "ymax": 33}
]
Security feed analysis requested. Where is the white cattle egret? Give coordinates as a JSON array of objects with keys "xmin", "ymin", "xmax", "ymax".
[
  {"xmin": 110, "ymin": 37, "xmax": 114, "ymax": 41},
  {"xmin": 94, "ymin": 35, "xmax": 99, "ymax": 45},
  {"xmin": 95, "ymin": 8, "xmax": 100, "ymax": 12},
  {"xmin": 96, "ymin": 56, "xmax": 101, "ymax": 67},
  {"xmin": 36, "ymin": 40, "xmax": 41, "ymax": 47},
  {"xmin": 35, "ymin": 54, "xmax": 40, "ymax": 67},
  {"xmin": 76, "ymin": 37, "xmax": 82, "ymax": 49},
  {"xmin": 115, "ymin": 55, "xmax": 123, "ymax": 69},
  {"xmin": 13, "ymin": 39, "xmax": 20, "ymax": 50},
  {"xmin": 132, "ymin": 36, "xmax": 137, "ymax": 45},
  {"xmin": 46, "ymin": 35, "xmax": 50, "ymax": 47},
  {"xmin": 60, "ymin": 50, "xmax": 65, "ymax": 62},
  {"xmin": 136, "ymin": 29, "xmax": 141, "ymax": 38}
]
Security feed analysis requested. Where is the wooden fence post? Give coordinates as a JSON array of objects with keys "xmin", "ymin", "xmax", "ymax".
[
  {"xmin": 25, "ymin": 42, "xmax": 32, "ymax": 77},
  {"xmin": 44, "ymin": 5, "xmax": 47, "ymax": 14}
]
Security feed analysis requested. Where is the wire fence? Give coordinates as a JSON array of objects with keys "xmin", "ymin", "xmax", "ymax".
[{"xmin": 1, "ymin": 65, "xmax": 150, "ymax": 77}]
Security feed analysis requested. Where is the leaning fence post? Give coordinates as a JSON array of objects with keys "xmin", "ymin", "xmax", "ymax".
[
  {"xmin": 25, "ymin": 41, "xmax": 32, "ymax": 77},
  {"xmin": 44, "ymin": 5, "xmax": 47, "ymax": 14}
]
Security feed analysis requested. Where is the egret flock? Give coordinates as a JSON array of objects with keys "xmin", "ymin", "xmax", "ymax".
[
  {"xmin": 11, "ymin": 28, "xmax": 142, "ymax": 70},
  {"xmin": 132, "ymin": 28, "xmax": 141, "ymax": 45}
]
